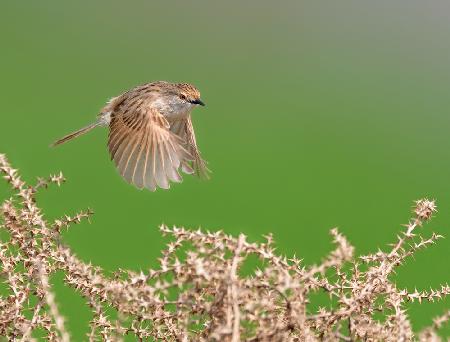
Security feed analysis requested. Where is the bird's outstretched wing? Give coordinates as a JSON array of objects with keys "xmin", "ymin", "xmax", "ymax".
[
  {"xmin": 170, "ymin": 116, "xmax": 210, "ymax": 179},
  {"xmin": 108, "ymin": 107, "xmax": 192, "ymax": 191}
]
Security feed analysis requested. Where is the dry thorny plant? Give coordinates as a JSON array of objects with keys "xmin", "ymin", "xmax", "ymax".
[{"xmin": 0, "ymin": 153, "xmax": 448, "ymax": 342}]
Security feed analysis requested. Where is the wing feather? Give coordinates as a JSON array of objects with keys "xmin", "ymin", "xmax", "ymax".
[
  {"xmin": 170, "ymin": 116, "xmax": 210, "ymax": 179},
  {"xmin": 118, "ymin": 134, "xmax": 139, "ymax": 175},
  {"xmin": 122, "ymin": 134, "xmax": 142, "ymax": 183},
  {"xmin": 108, "ymin": 107, "xmax": 192, "ymax": 191},
  {"xmin": 130, "ymin": 133, "xmax": 147, "ymax": 189}
]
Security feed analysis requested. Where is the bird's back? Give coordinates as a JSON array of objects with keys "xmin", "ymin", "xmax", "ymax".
[{"xmin": 100, "ymin": 82, "xmax": 164, "ymax": 119}]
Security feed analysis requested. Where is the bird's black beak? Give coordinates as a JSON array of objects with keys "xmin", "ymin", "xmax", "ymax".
[{"xmin": 191, "ymin": 99, "xmax": 205, "ymax": 106}]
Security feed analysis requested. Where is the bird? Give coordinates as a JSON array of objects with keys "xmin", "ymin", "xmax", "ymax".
[{"xmin": 52, "ymin": 81, "xmax": 209, "ymax": 191}]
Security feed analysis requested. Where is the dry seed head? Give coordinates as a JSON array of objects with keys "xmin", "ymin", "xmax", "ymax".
[{"xmin": 414, "ymin": 199, "xmax": 437, "ymax": 221}]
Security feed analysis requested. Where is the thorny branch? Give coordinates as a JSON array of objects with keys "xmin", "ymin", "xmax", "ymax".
[{"xmin": 0, "ymin": 153, "xmax": 448, "ymax": 341}]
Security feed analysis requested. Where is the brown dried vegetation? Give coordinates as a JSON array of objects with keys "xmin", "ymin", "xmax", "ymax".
[{"xmin": 0, "ymin": 153, "xmax": 448, "ymax": 341}]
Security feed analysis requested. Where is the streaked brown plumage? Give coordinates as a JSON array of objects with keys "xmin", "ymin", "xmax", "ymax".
[{"xmin": 52, "ymin": 81, "xmax": 209, "ymax": 191}]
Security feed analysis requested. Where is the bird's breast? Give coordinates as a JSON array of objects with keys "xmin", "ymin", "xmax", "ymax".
[{"xmin": 152, "ymin": 99, "xmax": 194, "ymax": 121}]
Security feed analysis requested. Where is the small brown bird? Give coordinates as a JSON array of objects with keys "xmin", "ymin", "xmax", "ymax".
[{"xmin": 52, "ymin": 81, "xmax": 209, "ymax": 191}]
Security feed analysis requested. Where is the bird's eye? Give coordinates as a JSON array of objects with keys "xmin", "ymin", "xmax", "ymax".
[{"xmin": 179, "ymin": 94, "xmax": 187, "ymax": 101}]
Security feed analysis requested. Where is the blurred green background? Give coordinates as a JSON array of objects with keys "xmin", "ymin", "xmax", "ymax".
[{"xmin": 1, "ymin": 0, "xmax": 449, "ymax": 339}]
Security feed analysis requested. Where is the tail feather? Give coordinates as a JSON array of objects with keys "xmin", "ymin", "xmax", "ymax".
[{"xmin": 51, "ymin": 121, "xmax": 100, "ymax": 147}]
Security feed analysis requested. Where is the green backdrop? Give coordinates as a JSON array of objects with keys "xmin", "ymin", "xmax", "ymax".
[{"xmin": 1, "ymin": 1, "xmax": 449, "ymax": 339}]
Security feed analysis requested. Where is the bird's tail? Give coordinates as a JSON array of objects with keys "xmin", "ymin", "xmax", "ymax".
[{"xmin": 51, "ymin": 121, "xmax": 101, "ymax": 147}]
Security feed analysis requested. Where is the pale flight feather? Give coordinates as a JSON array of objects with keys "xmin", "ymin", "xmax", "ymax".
[{"xmin": 108, "ymin": 107, "xmax": 194, "ymax": 191}]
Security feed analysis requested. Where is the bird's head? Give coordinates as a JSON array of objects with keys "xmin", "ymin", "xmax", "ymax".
[
  {"xmin": 175, "ymin": 83, "xmax": 205, "ymax": 107},
  {"xmin": 152, "ymin": 82, "xmax": 205, "ymax": 119}
]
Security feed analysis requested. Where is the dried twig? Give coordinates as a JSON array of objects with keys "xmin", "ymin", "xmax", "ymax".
[{"xmin": 0, "ymin": 153, "xmax": 448, "ymax": 341}]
